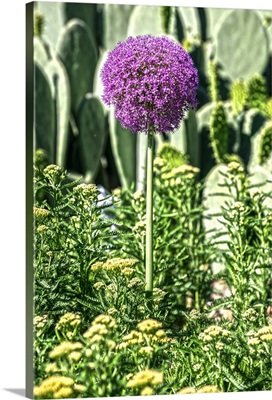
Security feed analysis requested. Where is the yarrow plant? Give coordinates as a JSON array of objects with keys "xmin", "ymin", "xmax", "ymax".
[{"xmin": 101, "ymin": 34, "xmax": 199, "ymax": 295}]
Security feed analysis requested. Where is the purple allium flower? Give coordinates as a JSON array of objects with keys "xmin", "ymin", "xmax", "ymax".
[{"xmin": 101, "ymin": 34, "xmax": 199, "ymax": 134}]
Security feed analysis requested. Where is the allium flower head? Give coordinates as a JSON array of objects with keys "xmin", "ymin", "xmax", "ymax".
[{"xmin": 101, "ymin": 35, "xmax": 198, "ymax": 134}]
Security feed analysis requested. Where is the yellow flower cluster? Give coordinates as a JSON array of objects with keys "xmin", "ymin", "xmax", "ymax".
[
  {"xmin": 34, "ymin": 314, "xmax": 48, "ymax": 329},
  {"xmin": 120, "ymin": 330, "xmax": 144, "ymax": 347},
  {"xmin": 34, "ymin": 376, "xmax": 86, "ymax": 399},
  {"xmin": 43, "ymin": 164, "xmax": 65, "ymax": 180},
  {"xmin": 127, "ymin": 369, "xmax": 163, "ymax": 388},
  {"xmin": 132, "ymin": 220, "xmax": 146, "ymax": 239},
  {"xmin": 36, "ymin": 225, "xmax": 49, "ymax": 233},
  {"xmin": 227, "ymin": 161, "xmax": 244, "ymax": 175},
  {"xmin": 83, "ymin": 324, "xmax": 109, "ymax": 340},
  {"xmin": 153, "ymin": 156, "xmax": 166, "ymax": 172},
  {"xmin": 45, "ymin": 363, "xmax": 58, "ymax": 374},
  {"xmin": 189, "ymin": 309, "xmax": 201, "ymax": 320},
  {"xmin": 117, "ymin": 319, "xmax": 171, "ymax": 350},
  {"xmin": 177, "ymin": 385, "xmax": 221, "ymax": 394},
  {"xmin": 137, "ymin": 318, "xmax": 162, "ymax": 334},
  {"xmin": 92, "ymin": 314, "xmax": 117, "ymax": 328},
  {"xmin": 91, "ymin": 258, "xmax": 139, "ymax": 274},
  {"xmin": 242, "ymin": 308, "xmax": 258, "ymax": 322},
  {"xmin": 140, "ymin": 386, "xmax": 154, "ymax": 396},
  {"xmin": 34, "ymin": 376, "xmax": 74, "ymax": 399},
  {"xmin": 122, "ymin": 267, "xmax": 136, "ymax": 276},
  {"xmin": 55, "ymin": 313, "xmax": 81, "ymax": 340},
  {"xmin": 153, "ymin": 288, "xmax": 167, "ymax": 302},
  {"xmin": 128, "ymin": 277, "xmax": 144, "ymax": 289},
  {"xmin": 139, "ymin": 346, "xmax": 154, "ymax": 355},
  {"xmin": 133, "ymin": 190, "xmax": 145, "ymax": 203},
  {"xmin": 247, "ymin": 325, "xmax": 272, "ymax": 345},
  {"xmin": 49, "ymin": 341, "xmax": 83, "ymax": 359},
  {"xmin": 83, "ymin": 314, "xmax": 117, "ymax": 345},
  {"xmin": 34, "ymin": 207, "xmax": 50, "ymax": 219},
  {"xmin": 56, "ymin": 313, "xmax": 81, "ymax": 330},
  {"xmin": 230, "ymin": 201, "xmax": 245, "ymax": 217},
  {"xmin": 93, "ymin": 281, "xmax": 105, "ymax": 290},
  {"xmin": 199, "ymin": 325, "xmax": 230, "ymax": 344},
  {"xmin": 162, "ymin": 164, "xmax": 200, "ymax": 184},
  {"xmin": 73, "ymin": 183, "xmax": 98, "ymax": 198}
]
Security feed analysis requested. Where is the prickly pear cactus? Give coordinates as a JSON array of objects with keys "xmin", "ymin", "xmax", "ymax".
[
  {"xmin": 34, "ymin": 12, "xmax": 45, "ymax": 38},
  {"xmin": 64, "ymin": 2, "xmax": 98, "ymax": 43},
  {"xmin": 77, "ymin": 94, "xmax": 106, "ymax": 182},
  {"xmin": 35, "ymin": 2, "xmax": 67, "ymax": 50},
  {"xmin": 177, "ymin": 6, "xmax": 201, "ymax": 40},
  {"xmin": 246, "ymin": 74, "xmax": 268, "ymax": 115},
  {"xmin": 103, "ymin": 4, "xmax": 134, "ymax": 50},
  {"xmin": 127, "ymin": 5, "xmax": 177, "ymax": 37},
  {"xmin": 57, "ymin": 18, "xmax": 98, "ymax": 115},
  {"xmin": 93, "ymin": 51, "xmax": 110, "ymax": 115},
  {"xmin": 109, "ymin": 110, "xmax": 137, "ymax": 190},
  {"xmin": 201, "ymin": 7, "xmax": 231, "ymax": 40},
  {"xmin": 256, "ymin": 9, "xmax": 272, "ymax": 55},
  {"xmin": 230, "ymin": 80, "xmax": 248, "ymax": 116},
  {"xmin": 209, "ymin": 102, "xmax": 228, "ymax": 163},
  {"xmin": 214, "ymin": 9, "xmax": 269, "ymax": 81},
  {"xmin": 266, "ymin": 99, "xmax": 272, "ymax": 119},
  {"xmin": 168, "ymin": 122, "xmax": 187, "ymax": 159},
  {"xmin": 35, "ymin": 2, "xmax": 98, "ymax": 50},
  {"xmin": 240, "ymin": 109, "xmax": 267, "ymax": 172},
  {"xmin": 157, "ymin": 143, "xmax": 187, "ymax": 169},
  {"xmin": 160, "ymin": 6, "xmax": 173, "ymax": 34},
  {"xmin": 34, "ymin": 62, "xmax": 55, "ymax": 165},
  {"xmin": 208, "ymin": 60, "xmax": 219, "ymax": 103},
  {"xmin": 34, "ymin": 36, "xmax": 50, "ymax": 69},
  {"xmin": 44, "ymin": 54, "xmax": 71, "ymax": 168},
  {"xmin": 258, "ymin": 123, "xmax": 272, "ymax": 169}
]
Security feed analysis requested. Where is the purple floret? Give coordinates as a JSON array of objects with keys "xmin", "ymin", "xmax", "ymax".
[{"xmin": 101, "ymin": 35, "xmax": 199, "ymax": 134}]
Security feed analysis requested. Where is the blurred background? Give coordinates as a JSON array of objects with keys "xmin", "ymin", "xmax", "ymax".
[{"xmin": 33, "ymin": 2, "xmax": 272, "ymax": 191}]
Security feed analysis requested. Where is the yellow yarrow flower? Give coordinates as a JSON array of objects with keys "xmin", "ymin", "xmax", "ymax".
[
  {"xmin": 53, "ymin": 387, "xmax": 73, "ymax": 399},
  {"xmin": 73, "ymin": 384, "xmax": 87, "ymax": 393},
  {"xmin": 68, "ymin": 351, "xmax": 82, "ymax": 362},
  {"xmin": 260, "ymin": 333, "xmax": 272, "ymax": 342},
  {"xmin": 176, "ymin": 386, "xmax": 197, "ymax": 394},
  {"xmin": 139, "ymin": 346, "xmax": 154, "ymax": 355},
  {"xmin": 197, "ymin": 385, "xmax": 221, "ymax": 393},
  {"xmin": 34, "ymin": 376, "xmax": 74, "ymax": 397},
  {"xmin": 127, "ymin": 369, "xmax": 163, "ymax": 388},
  {"xmin": 83, "ymin": 324, "xmax": 108, "ymax": 339},
  {"xmin": 137, "ymin": 318, "xmax": 162, "ymax": 334},
  {"xmin": 141, "ymin": 386, "xmax": 154, "ymax": 396},
  {"xmin": 49, "ymin": 342, "xmax": 83, "ymax": 359},
  {"xmin": 92, "ymin": 314, "xmax": 117, "ymax": 328},
  {"xmin": 257, "ymin": 326, "xmax": 272, "ymax": 336}
]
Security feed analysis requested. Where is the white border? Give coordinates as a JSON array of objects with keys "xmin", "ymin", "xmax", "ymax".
[{"xmin": 0, "ymin": 0, "xmax": 271, "ymax": 399}]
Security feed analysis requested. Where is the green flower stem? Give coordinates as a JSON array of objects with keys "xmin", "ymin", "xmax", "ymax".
[{"xmin": 145, "ymin": 129, "xmax": 154, "ymax": 294}]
